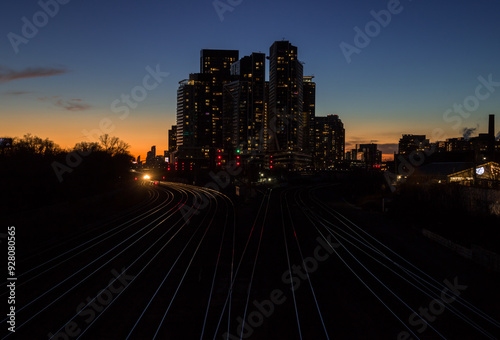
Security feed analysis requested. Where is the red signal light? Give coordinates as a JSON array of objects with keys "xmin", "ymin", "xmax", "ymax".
[{"xmin": 134, "ymin": 177, "xmax": 138, "ymax": 180}]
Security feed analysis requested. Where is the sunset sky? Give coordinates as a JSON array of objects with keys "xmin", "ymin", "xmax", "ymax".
[{"xmin": 1, "ymin": 0, "xmax": 500, "ymax": 160}]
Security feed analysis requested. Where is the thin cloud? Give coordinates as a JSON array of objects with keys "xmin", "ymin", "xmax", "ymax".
[
  {"xmin": 377, "ymin": 143, "xmax": 398, "ymax": 154},
  {"xmin": 0, "ymin": 66, "xmax": 68, "ymax": 84},
  {"xmin": 2, "ymin": 90, "xmax": 33, "ymax": 96},
  {"xmin": 39, "ymin": 96, "xmax": 91, "ymax": 111}
]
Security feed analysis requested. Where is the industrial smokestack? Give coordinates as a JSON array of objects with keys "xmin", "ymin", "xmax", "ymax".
[{"xmin": 489, "ymin": 114, "xmax": 495, "ymax": 139}]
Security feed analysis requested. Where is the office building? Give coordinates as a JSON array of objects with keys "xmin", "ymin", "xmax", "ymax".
[
  {"xmin": 398, "ymin": 135, "xmax": 430, "ymax": 156},
  {"xmin": 351, "ymin": 144, "xmax": 382, "ymax": 168},
  {"xmin": 176, "ymin": 49, "xmax": 239, "ymax": 150},
  {"xmin": 303, "ymin": 76, "xmax": 316, "ymax": 154},
  {"xmin": 222, "ymin": 53, "xmax": 266, "ymax": 154},
  {"xmin": 314, "ymin": 114, "xmax": 345, "ymax": 169},
  {"xmin": 168, "ymin": 125, "xmax": 177, "ymax": 152},
  {"xmin": 268, "ymin": 40, "xmax": 304, "ymax": 152}
]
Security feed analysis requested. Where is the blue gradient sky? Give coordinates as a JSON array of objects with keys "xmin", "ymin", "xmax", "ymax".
[{"xmin": 1, "ymin": 0, "xmax": 500, "ymax": 159}]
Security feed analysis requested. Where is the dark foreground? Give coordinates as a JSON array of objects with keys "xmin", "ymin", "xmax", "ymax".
[{"xmin": 2, "ymin": 181, "xmax": 500, "ymax": 339}]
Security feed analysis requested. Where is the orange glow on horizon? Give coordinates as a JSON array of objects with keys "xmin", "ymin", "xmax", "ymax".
[{"xmin": 2, "ymin": 109, "xmax": 416, "ymax": 164}]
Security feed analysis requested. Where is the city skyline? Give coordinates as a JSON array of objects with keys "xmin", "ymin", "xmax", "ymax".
[
  {"xmin": 3, "ymin": 2, "xmax": 500, "ymax": 339},
  {"xmin": 2, "ymin": 0, "xmax": 500, "ymax": 161}
]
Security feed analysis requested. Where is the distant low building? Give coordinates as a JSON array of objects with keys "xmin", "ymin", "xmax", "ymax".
[
  {"xmin": 398, "ymin": 134, "xmax": 430, "ymax": 156},
  {"xmin": 409, "ymin": 161, "xmax": 500, "ymax": 187},
  {"xmin": 448, "ymin": 161, "xmax": 500, "ymax": 187},
  {"xmin": 411, "ymin": 162, "xmax": 473, "ymax": 184},
  {"xmin": 349, "ymin": 143, "xmax": 382, "ymax": 169}
]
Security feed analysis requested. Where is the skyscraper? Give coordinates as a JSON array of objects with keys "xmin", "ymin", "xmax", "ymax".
[
  {"xmin": 176, "ymin": 76, "xmax": 205, "ymax": 148},
  {"xmin": 303, "ymin": 76, "xmax": 316, "ymax": 154},
  {"xmin": 146, "ymin": 145, "xmax": 156, "ymax": 163},
  {"xmin": 314, "ymin": 114, "xmax": 345, "ymax": 169},
  {"xmin": 168, "ymin": 125, "xmax": 177, "ymax": 152},
  {"xmin": 223, "ymin": 53, "xmax": 266, "ymax": 154},
  {"xmin": 200, "ymin": 49, "xmax": 239, "ymax": 148},
  {"xmin": 201, "ymin": 49, "xmax": 239, "ymax": 78},
  {"xmin": 175, "ymin": 44, "xmax": 317, "ymax": 170},
  {"xmin": 176, "ymin": 49, "xmax": 238, "ymax": 150},
  {"xmin": 268, "ymin": 41, "xmax": 304, "ymax": 152}
]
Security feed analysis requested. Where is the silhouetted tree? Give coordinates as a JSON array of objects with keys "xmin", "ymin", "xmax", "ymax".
[
  {"xmin": 15, "ymin": 133, "xmax": 62, "ymax": 156},
  {"xmin": 98, "ymin": 134, "xmax": 130, "ymax": 156},
  {"xmin": 73, "ymin": 141, "xmax": 101, "ymax": 153},
  {"xmin": 1, "ymin": 133, "xmax": 134, "ymax": 215}
]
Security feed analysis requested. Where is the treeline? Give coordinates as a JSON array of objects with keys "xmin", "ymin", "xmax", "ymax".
[{"xmin": 0, "ymin": 133, "xmax": 134, "ymax": 214}]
